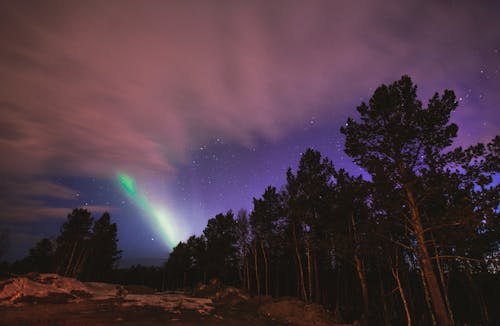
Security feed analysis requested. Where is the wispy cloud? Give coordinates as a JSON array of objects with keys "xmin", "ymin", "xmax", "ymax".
[
  {"xmin": 0, "ymin": 200, "xmax": 116, "ymax": 223},
  {"xmin": 1, "ymin": 1, "xmax": 498, "ymax": 178},
  {"xmin": 3, "ymin": 178, "xmax": 76, "ymax": 199},
  {"xmin": 0, "ymin": 1, "xmax": 498, "ymax": 224},
  {"xmin": 0, "ymin": 178, "xmax": 114, "ymax": 222}
]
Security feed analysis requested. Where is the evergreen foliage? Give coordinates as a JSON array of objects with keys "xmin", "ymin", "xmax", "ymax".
[
  {"xmin": 11, "ymin": 208, "xmax": 121, "ymax": 281},
  {"xmin": 4, "ymin": 75, "xmax": 498, "ymax": 325},
  {"xmin": 163, "ymin": 76, "xmax": 499, "ymax": 325}
]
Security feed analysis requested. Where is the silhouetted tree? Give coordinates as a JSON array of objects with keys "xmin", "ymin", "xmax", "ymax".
[
  {"xmin": 235, "ymin": 209, "xmax": 251, "ymax": 289},
  {"xmin": 341, "ymin": 75, "xmax": 459, "ymax": 325},
  {"xmin": 251, "ymin": 186, "xmax": 284, "ymax": 296},
  {"xmin": 82, "ymin": 212, "xmax": 122, "ymax": 281},
  {"xmin": 51, "ymin": 208, "xmax": 121, "ymax": 280},
  {"xmin": 332, "ymin": 169, "xmax": 372, "ymax": 323},
  {"xmin": 24, "ymin": 238, "xmax": 55, "ymax": 273},
  {"xmin": 55, "ymin": 208, "xmax": 93, "ymax": 277},
  {"xmin": 203, "ymin": 211, "xmax": 239, "ymax": 284},
  {"xmin": 164, "ymin": 241, "xmax": 191, "ymax": 288},
  {"xmin": 285, "ymin": 149, "xmax": 334, "ymax": 303},
  {"xmin": 158, "ymin": 76, "xmax": 499, "ymax": 325},
  {"xmin": 429, "ymin": 137, "xmax": 500, "ymax": 324}
]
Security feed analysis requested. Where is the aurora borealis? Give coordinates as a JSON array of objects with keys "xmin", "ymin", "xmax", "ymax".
[
  {"xmin": 117, "ymin": 173, "xmax": 179, "ymax": 248},
  {"xmin": 1, "ymin": 1, "xmax": 499, "ymax": 264}
]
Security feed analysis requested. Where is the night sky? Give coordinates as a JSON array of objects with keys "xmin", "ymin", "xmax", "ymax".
[{"xmin": 1, "ymin": 1, "xmax": 499, "ymax": 264}]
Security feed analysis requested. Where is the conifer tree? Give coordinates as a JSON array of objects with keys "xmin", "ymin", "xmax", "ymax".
[
  {"xmin": 55, "ymin": 208, "xmax": 93, "ymax": 277},
  {"xmin": 341, "ymin": 75, "xmax": 458, "ymax": 325}
]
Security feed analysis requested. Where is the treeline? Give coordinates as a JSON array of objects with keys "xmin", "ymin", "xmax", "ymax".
[
  {"xmin": 163, "ymin": 76, "xmax": 500, "ymax": 325},
  {"xmin": 6, "ymin": 208, "xmax": 121, "ymax": 282}
]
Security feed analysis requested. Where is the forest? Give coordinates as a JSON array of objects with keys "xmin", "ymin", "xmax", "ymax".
[{"xmin": 1, "ymin": 76, "xmax": 499, "ymax": 325}]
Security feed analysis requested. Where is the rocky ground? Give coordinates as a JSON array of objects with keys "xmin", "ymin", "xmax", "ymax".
[{"xmin": 0, "ymin": 274, "xmax": 347, "ymax": 325}]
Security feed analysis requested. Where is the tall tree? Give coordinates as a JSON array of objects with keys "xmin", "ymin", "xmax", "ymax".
[
  {"xmin": 251, "ymin": 186, "xmax": 283, "ymax": 296},
  {"xmin": 433, "ymin": 137, "xmax": 500, "ymax": 324},
  {"xmin": 283, "ymin": 174, "xmax": 308, "ymax": 302},
  {"xmin": 165, "ymin": 241, "xmax": 192, "ymax": 288},
  {"xmin": 55, "ymin": 208, "xmax": 94, "ymax": 277},
  {"xmin": 285, "ymin": 149, "xmax": 334, "ymax": 303},
  {"xmin": 83, "ymin": 212, "xmax": 122, "ymax": 281},
  {"xmin": 24, "ymin": 238, "xmax": 56, "ymax": 273},
  {"xmin": 235, "ymin": 209, "xmax": 251, "ymax": 290},
  {"xmin": 203, "ymin": 211, "xmax": 239, "ymax": 284},
  {"xmin": 341, "ymin": 75, "xmax": 458, "ymax": 325},
  {"xmin": 332, "ymin": 169, "xmax": 372, "ymax": 323},
  {"xmin": 186, "ymin": 234, "xmax": 208, "ymax": 285}
]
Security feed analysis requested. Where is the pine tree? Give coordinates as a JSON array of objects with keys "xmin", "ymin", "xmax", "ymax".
[
  {"xmin": 25, "ymin": 238, "xmax": 56, "ymax": 273},
  {"xmin": 55, "ymin": 208, "xmax": 93, "ymax": 277},
  {"xmin": 341, "ymin": 75, "xmax": 459, "ymax": 325},
  {"xmin": 235, "ymin": 209, "xmax": 251, "ymax": 290},
  {"xmin": 251, "ymin": 186, "xmax": 283, "ymax": 296},
  {"xmin": 83, "ymin": 212, "xmax": 122, "ymax": 281},
  {"xmin": 332, "ymin": 169, "xmax": 371, "ymax": 323},
  {"xmin": 53, "ymin": 209, "xmax": 121, "ymax": 280},
  {"xmin": 203, "ymin": 211, "xmax": 239, "ymax": 284},
  {"xmin": 285, "ymin": 149, "xmax": 334, "ymax": 303}
]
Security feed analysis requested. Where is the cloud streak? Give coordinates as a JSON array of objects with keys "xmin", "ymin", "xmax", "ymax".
[
  {"xmin": 0, "ymin": 177, "xmax": 115, "ymax": 222},
  {"xmin": 0, "ymin": 0, "xmax": 499, "ymax": 222}
]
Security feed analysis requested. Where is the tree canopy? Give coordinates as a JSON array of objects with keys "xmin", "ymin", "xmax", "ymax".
[{"xmin": 163, "ymin": 75, "xmax": 499, "ymax": 325}]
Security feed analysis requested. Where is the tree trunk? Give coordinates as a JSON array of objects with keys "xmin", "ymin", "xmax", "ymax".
[
  {"xmin": 336, "ymin": 269, "xmax": 342, "ymax": 316},
  {"xmin": 245, "ymin": 258, "xmax": 251, "ymax": 291},
  {"xmin": 238, "ymin": 264, "xmax": 244, "ymax": 288},
  {"xmin": 405, "ymin": 187, "xmax": 450, "ymax": 326},
  {"xmin": 64, "ymin": 241, "xmax": 78, "ymax": 276},
  {"xmin": 391, "ymin": 262, "xmax": 411, "ymax": 326},
  {"xmin": 417, "ymin": 241, "xmax": 437, "ymax": 325},
  {"xmin": 72, "ymin": 247, "xmax": 88, "ymax": 278},
  {"xmin": 306, "ymin": 238, "xmax": 313, "ymax": 302},
  {"xmin": 275, "ymin": 263, "xmax": 280, "ymax": 297},
  {"xmin": 314, "ymin": 251, "xmax": 320, "ymax": 303},
  {"xmin": 242, "ymin": 258, "xmax": 247, "ymax": 289},
  {"xmin": 351, "ymin": 212, "xmax": 369, "ymax": 321},
  {"xmin": 252, "ymin": 242, "xmax": 261, "ymax": 296},
  {"xmin": 465, "ymin": 263, "xmax": 489, "ymax": 325},
  {"xmin": 162, "ymin": 268, "xmax": 166, "ymax": 291},
  {"xmin": 432, "ymin": 235, "xmax": 454, "ymax": 324},
  {"xmin": 377, "ymin": 263, "xmax": 390, "ymax": 326},
  {"xmin": 293, "ymin": 224, "xmax": 307, "ymax": 302},
  {"xmin": 295, "ymin": 258, "xmax": 300, "ymax": 296},
  {"xmin": 260, "ymin": 240, "xmax": 269, "ymax": 296},
  {"xmin": 354, "ymin": 243, "xmax": 369, "ymax": 320}
]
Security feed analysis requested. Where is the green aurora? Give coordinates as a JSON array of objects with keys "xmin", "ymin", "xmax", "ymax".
[{"xmin": 117, "ymin": 172, "xmax": 178, "ymax": 248}]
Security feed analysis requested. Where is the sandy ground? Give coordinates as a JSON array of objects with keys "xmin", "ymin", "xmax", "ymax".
[
  {"xmin": 0, "ymin": 300, "xmax": 284, "ymax": 326},
  {"xmin": 0, "ymin": 275, "xmax": 339, "ymax": 325}
]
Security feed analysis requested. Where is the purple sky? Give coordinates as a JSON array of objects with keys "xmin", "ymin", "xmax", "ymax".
[{"xmin": 1, "ymin": 0, "xmax": 499, "ymax": 263}]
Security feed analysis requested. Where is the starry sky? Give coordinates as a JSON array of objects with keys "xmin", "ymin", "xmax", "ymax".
[{"xmin": 1, "ymin": 0, "xmax": 499, "ymax": 264}]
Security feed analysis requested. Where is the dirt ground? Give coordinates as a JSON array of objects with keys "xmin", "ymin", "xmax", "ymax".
[
  {"xmin": 0, "ymin": 276, "xmax": 341, "ymax": 325},
  {"xmin": 0, "ymin": 300, "xmax": 285, "ymax": 326}
]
